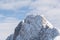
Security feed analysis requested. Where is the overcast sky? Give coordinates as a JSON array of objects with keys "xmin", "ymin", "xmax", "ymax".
[{"xmin": 0, "ymin": 0, "xmax": 60, "ymax": 40}]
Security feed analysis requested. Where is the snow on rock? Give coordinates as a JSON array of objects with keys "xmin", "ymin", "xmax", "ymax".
[{"xmin": 6, "ymin": 15, "xmax": 60, "ymax": 40}]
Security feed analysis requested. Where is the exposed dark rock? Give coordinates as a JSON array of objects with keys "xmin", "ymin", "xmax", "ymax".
[{"xmin": 6, "ymin": 15, "xmax": 60, "ymax": 40}]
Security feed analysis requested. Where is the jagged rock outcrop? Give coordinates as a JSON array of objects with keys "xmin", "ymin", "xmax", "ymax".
[{"xmin": 6, "ymin": 15, "xmax": 60, "ymax": 40}]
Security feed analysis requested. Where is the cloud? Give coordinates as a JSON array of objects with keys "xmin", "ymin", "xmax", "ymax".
[
  {"xmin": 54, "ymin": 36, "xmax": 60, "ymax": 40},
  {"xmin": 0, "ymin": 0, "xmax": 60, "ymax": 11},
  {"xmin": 27, "ymin": 0, "xmax": 60, "ymax": 28},
  {"xmin": 0, "ymin": 23, "xmax": 19, "ymax": 40},
  {"xmin": 3, "ymin": 17, "xmax": 19, "ymax": 23},
  {"xmin": 0, "ymin": 0, "xmax": 60, "ymax": 40},
  {"xmin": 0, "ymin": 0, "xmax": 32, "ymax": 10},
  {"xmin": 0, "ymin": 23, "xmax": 18, "ymax": 40},
  {"xmin": 0, "ymin": 14, "xmax": 20, "ymax": 40}
]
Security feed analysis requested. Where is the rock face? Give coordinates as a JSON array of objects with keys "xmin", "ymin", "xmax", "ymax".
[{"xmin": 6, "ymin": 15, "xmax": 60, "ymax": 40}]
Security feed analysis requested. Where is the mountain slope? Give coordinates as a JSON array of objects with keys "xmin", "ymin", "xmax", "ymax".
[{"xmin": 6, "ymin": 15, "xmax": 60, "ymax": 40}]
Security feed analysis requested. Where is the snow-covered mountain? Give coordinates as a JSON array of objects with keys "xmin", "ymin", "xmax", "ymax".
[{"xmin": 6, "ymin": 15, "xmax": 60, "ymax": 40}]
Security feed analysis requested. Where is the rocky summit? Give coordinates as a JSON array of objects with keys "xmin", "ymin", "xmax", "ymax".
[{"xmin": 6, "ymin": 15, "xmax": 60, "ymax": 40}]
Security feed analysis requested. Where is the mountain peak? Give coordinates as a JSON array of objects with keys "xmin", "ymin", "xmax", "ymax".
[
  {"xmin": 6, "ymin": 15, "xmax": 59, "ymax": 40},
  {"xmin": 24, "ymin": 15, "xmax": 53, "ymax": 28}
]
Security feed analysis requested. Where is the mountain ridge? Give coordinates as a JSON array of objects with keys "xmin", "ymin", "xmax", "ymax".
[{"xmin": 6, "ymin": 15, "xmax": 60, "ymax": 40}]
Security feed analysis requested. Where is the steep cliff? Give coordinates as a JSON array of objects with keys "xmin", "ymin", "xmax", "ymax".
[{"xmin": 6, "ymin": 15, "xmax": 60, "ymax": 40}]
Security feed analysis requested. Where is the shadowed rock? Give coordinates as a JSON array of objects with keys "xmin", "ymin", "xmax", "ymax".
[
  {"xmin": 13, "ymin": 21, "xmax": 23, "ymax": 40},
  {"xmin": 6, "ymin": 15, "xmax": 60, "ymax": 40}
]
